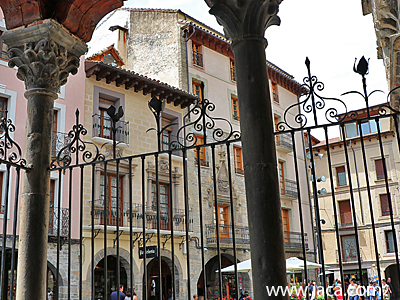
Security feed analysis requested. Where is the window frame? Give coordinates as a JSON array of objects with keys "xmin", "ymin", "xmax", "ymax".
[
  {"xmin": 151, "ymin": 181, "xmax": 171, "ymax": 230},
  {"xmin": 230, "ymin": 59, "xmax": 236, "ymax": 82},
  {"xmin": 192, "ymin": 81, "xmax": 202, "ymax": 100},
  {"xmin": 278, "ymin": 160, "xmax": 285, "ymax": 195},
  {"xmin": 233, "ymin": 146, "xmax": 243, "ymax": 175},
  {"xmin": 385, "ymin": 230, "xmax": 395, "ymax": 253},
  {"xmin": 195, "ymin": 135, "xmax": 207, "ymax": 167},
  {"xmin": 338, "ymin": 199, "xmax": 352, "ymax": 226},
  {"xmin": 272, "ymin": 82, "xmax": 279, "ymax": 103},
  {"xmin": 375, "ymin": 159, "xmax": 385, "ymax": 180},
  {"xmin": 336, "ymin": 166, "xmax": 347, "ymax": 186},
  {"xmin": 99, "ymin": 172, "xmax": 124, "ymax": 226},
  {"xmin": 192, "ymin": 43, "xmax": 203, "ymax": 68},
  {"xmin": 380, "ymin": 193, "xmax": 390, "ymax": 216}
]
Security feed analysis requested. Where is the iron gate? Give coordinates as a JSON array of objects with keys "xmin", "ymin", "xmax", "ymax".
[{"xmin": 0, "ymin": 56, "xmax": 400, "ymax": 300}]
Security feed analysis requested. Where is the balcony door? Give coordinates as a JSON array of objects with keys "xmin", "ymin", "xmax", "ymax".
[
  {"xmin": 278, "ymin": 160, "xmax": 285, "ymax": 195},
  {"xmin": 151, "ymin": 182, "xmax": 171, "ymax": 230},
  {"xmin": 214, "ymin": 205, "xmax": 229, "ymax": 240},
  {"xmin": 281, "ymin": 208, "xmax": 290, "ymax": 242},
  {"xmin": 100, "ymin": 173, "xmax": 123, "ymax": 226}
]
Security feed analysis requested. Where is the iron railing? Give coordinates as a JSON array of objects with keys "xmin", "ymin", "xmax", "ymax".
[
  {"xmin": 275, "ymin": 132, "xmax": 293, "ymax": 150},
  {"xmin": 281, "ymin": 179, "xmax": 298, "ymax": 198},
  {"xmin": 205, "ymin": 224, "xmax": 250, "ymax": 246},
  {"xmin": 283, "ymin": 231, "xmax": 309, "ymax": 249},
  {"xmin": 92, "ymin": 114, "xmax": 129, "ymax": 144},
  {"xmin": 51, "ymin": 131, "xmax": 71, "ymax": 158},
  {"xmin": 48, "ymin": 207, "xmax": 69, "ymax": 236},
  {"xmin": 91, "ymin": 201, "xmax": 193, "ymax": 232}
]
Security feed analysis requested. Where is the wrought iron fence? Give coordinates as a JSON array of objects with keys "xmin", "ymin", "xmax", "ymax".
[
  {"xmin": 48, "ymin": 207, "xmax": 69, "ymax": 236},
  {"xmin": 51, "ymin": 131, "xmax": 71, "ymax": 158}
]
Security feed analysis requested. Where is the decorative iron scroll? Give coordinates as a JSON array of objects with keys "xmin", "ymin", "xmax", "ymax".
[
  {"xmin": 170, "ymin": 89, "xmax": 241, "ymax": 149},
  {"xmin": 51, "ymin": 109, "xmax": 104, "ymax": 169},
  {"xmin": 0, "ymin": 116, "xmax": 27, "ymax": 168},
  {"xmin": 276, "ymin": 56, "xmax": 400, "ymax": 132}
]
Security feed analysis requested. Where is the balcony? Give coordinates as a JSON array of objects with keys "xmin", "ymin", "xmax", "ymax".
[
  {"xmin": 284, "ymin": 231, "xmax": 308, "ymax": 250},
  {"xmin": 51, "ymin": 131, "xmax": 71, "ymax": 158},
  {"xmin": 280, "ymin": 179, "xmax": 298, "ymax": 199},
  {"xmin": 205, "ymin": 224, "xmax": 250, "ymax": 247},
  {"xmin": 91, "ymin": 202, "xmax": 192, "ymax": 232},
  {"xmin": 48, "ymin": 207, "xmax": 69, "ymax": 236},
  {"xmin": 92, "ymin": 114, "xmax": 129, "ymax": 144},
  {"xmin": 275, "ymin": 132, "xmax": 293, "ymax": 153}
]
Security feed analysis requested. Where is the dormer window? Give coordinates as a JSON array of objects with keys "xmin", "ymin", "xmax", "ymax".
[{"xmin": 103, "ymin": 53, "xmax": 118, "ymax": 67}]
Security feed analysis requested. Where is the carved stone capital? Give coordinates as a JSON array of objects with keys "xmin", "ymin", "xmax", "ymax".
[
  {"xmin": 206, "ymin": 0, "xmax": 282, "ymax": 46},
  {"xmin": 2, "ymin": 19, "xmax": 87, "ymax": 98}
]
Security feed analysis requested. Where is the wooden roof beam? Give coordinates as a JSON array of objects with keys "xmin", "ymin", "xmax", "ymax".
[{"xmin": 96, "ymin": 69, "xmax": 110, "ymax": 81}]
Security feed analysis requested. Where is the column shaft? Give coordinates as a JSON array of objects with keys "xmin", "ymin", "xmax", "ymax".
[
  {"xmin": 233, "ymin": 37, "xmax": 287, "ymax": 299},
  {"xmin": 17, "ymin": 91, "xmax": 54, "ymax": 300}
]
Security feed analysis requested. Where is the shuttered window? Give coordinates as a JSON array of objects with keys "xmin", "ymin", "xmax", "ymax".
[
  {"xmin": 375, "ymin": 159, "xmax": 385, "ymax": 180},
  {"xmin": 380, "ymin": 194, "xmax": 390, "ymax": 216}
]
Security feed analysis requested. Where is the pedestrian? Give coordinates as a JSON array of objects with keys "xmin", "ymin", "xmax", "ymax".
[
  {"xmin": 336, "ymin": 280, "xmax": 343, "ymax": 300},
  {"xmin": 110, "ymin": 284, "xmax": 125, "ymax": 300},
  {"xmin": 382, "ymin": 280, "xmax": 391, "ymax": 300},
  {"xmin": 47, "ymin": 288, "xmax": 53, "ymax": 300},
  {"xmin": 387, "ymin": 278, "xmax": 394, "ymax": 300},
  {"xmin": 348, "ymin": 279, "xmax": 357, "ymax": 300},
  {"xmin": 125, "ymin": 288, "xmax": 131, "ymax": 300},
  {"xmin": 167, "ymin": 288, "xmax": 173, "ymax": 300},
  {"xmin": 194, "ymin": 294, "xmax": 199, "ymax": 300},
  {"xmin": 368, "ymin": 281, "xmax": 376, "ymax": 300},
  {"xmin": 132, "ymin": 288, "xmax": 138, "ymax": 300}
]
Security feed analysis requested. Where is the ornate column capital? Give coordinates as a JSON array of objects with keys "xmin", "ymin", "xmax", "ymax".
[
  {"xmin": 206, "ymin": 0, "xmax": 282, "ymax": 46},
  {"xmin": 2, "ymin": 19, "xmax": 87, "ymax": 98}
]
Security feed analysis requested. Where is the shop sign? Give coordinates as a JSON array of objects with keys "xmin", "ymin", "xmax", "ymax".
[{"xmin": 139, "ymin": 246, "xmax": 157, "ymax": 259}]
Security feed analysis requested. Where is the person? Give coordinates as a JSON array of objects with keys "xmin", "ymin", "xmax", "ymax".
[
  {"xmin": 383, "ymin": 279, "xmax": 391, "ymax": 300},
  {"xmin": 336, "ymin": 280, "xmax": 343, "ymax": 300},
  {"xmin": 47, "ymin": 288, "xmax": 53, "ymax": 300},
  {"xmin": 348, "ymin": 279, "xmax": 357, "ymax": 300},
  {"xmin": 132, "ymin": 288, "xmax": 138, "ymax": 300},
  {"xmin": 167, "ymin": 288, "xmax": 173, "ymax": 300},
  {"xmin": 194, "ymin": 294, "xmax": 199, "ymax": 300},
  {"xmin": 308, "ymin": 281, "xmax": 314, "ymax": 300},
  {"xmin": 110, "ymin": 284, "xmax": 126, "ymax": 300},
  {"xmin": 387, "ymin": 278, "xmax": 394, "ymax": 300},
  {"xmin": 368, "ymin": 281, "xmax": 376, "ymax": 300},
  {"xmin": 125, "ymin": 288, "xmax": 131, "ymax": 300}
]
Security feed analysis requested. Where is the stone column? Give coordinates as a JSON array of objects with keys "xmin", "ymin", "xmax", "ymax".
[
  {"xmin": 206, "ymin": 1, "xmax": 287, "ymax": 299},
  {"xmin": 2, "ymin": 19, "xmax": 86, "ymax": 300}
]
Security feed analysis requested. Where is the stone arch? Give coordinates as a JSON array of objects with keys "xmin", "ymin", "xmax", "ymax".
[
  {"xmin": 138, "ymin": 248, "xmax": 184, "ymax": 295},
  {"xmin": 86, "ymin": 247, "xmax": 139, "ymax": 285},
  {"xmin": 47, "ymin": 260, "xmax": 63, "ymax": 286}
]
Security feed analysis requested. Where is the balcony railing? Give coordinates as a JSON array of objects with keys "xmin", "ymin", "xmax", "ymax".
[
  {"xmin": 281, "ymin": 179, "xmax": 298, "ymax": 198},
  {"xmin": 48, "ymin": 207, "xmax": 69, "ymax": 236},
  {"xmin": 205, "ymin": 224, "xmax": 250, "ymax": 246},
  {"xmin": 283, "ymin": 231, "xmax": 308, "ymax": 249},
  {"xmin": 52, "ymin": 131, "xmax": 71, "ymax": 158},
  {"xmin": 91, "ymin": 202, "xmax": 192, "ymax": 232},
  {"xmin": 192, "ymin": 50, "xmax": 203, "ymax": 67},
  {"xmin": 92, "ymin": 114, "xmax": 129, "ymax": 144},
  {"xmin": 275, "ymin": 132, "xmax": 293, "ymax": 152}
]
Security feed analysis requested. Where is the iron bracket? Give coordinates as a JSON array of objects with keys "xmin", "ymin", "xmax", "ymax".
[
  {"xmin": 93, "ymin": 229, "xmax": 101, "ymax": 239},
  {"xmin": 131, "ymin": 232, "xmax": 142, "ymax": 249},
  {"xmin": 179, "ymin": 237, "xmax": 186, "ymax": 250},
  {"xmin": 162, "ymin": 235, "xmax": 172, "ymax": 249},
  {"xmin": 113, "ymin": 230, "xmax": 124, "ymax": 248}
]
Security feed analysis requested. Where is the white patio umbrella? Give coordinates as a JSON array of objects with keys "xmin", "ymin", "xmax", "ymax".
[
  {"xmin": 286, "ymin": 257, "xmax": 324, "ymax": 271},
  {"xmin": 217, "ymin": 259, "xmax": 252, "ymax": 273}
]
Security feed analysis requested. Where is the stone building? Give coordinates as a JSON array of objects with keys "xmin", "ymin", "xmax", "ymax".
[
  {"xmin": 87, "ymin": 7, "xmax": 316, "ymax": 298},
  {"xmin": 311, "ymin": 104, "xmax": 400, "ymax": 291}
]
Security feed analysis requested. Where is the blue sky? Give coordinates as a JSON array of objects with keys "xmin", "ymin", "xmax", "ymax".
[{"xmin": 123, "ymin": 0, "xmax": 388, "ymax": 112}]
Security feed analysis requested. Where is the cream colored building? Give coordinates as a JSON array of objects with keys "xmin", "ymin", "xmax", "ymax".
[{"xmin": 311, "ymin": 104, "xmax": 400, "ymax": 288}]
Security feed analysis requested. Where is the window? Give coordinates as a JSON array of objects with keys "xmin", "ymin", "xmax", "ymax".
[
  {"xmin": 100, "ymin": 173, "xmax": 123, "ymax": 226},
  {"xmin": 375, "ymin": 159, "xmax": 385, "ymax": 180},
  {"xmin": 0, "ymin": 31, "xmax": 7, "ymax": 60},
  {"xmin": 230, "ymin": 59, "xmax": 236, "ymax": 82},
  {"xmin": 272, "ymin": 82, "xmax": 279, "ymax": 103},
  {"xmin": 195, "ymin": 135, "xmax": 207, "ymax": 167},
  {"xmin": 338, "ymin": 200, "xmax": 352, "ymax": 226},
  {"xmin": 192, "ymin": 81, "xmax": 202, "ymax": 100},
  {"xmin": 103, "ymin": 53, "xmax": 118, "ymax": 67},
  {"xmin": 49, "ymin": 179, "xmax": 56, "ymax": 233},
  {"xmin": 336, "ymin": 166, "xmax": 347, "ymax": 186},
  {"xmin": 214, "ymin": 205, "xmax": 230, "ymax": 239},
  {"xmin": 279, "ymin": 161, "xmax": 285, "ymax": 195},
  {"xmin": 192, "ymin": 43, "xmax": 203, "ymax": 67},
  {"xmin": 231, "ymin": 96, "xmax": 239, "ymax": 121},
  {"xmin": 151, "ymin": 182, "xmax": 170, "ymax": 230},
  {"xmin": 98, "ymin": 98, "xmax": 113, "ymax": 140},
  {"xmin": 380, "ymin": 194, "xmax": 390, "ymax": 216},
  {"xmin": 93, "ymin": 87, "xmax": 127, "ymax": 144},
  {"xmin": 385, "ymin": 230, "xmax": 395, "ymax": 253},
  {"xmin": 234, "ymin": 146, "xmax": 243, "ymax": 175},
  {"xmin": 341, "ymin": 235, "xmax": 357, "ymax": 262},
  {"xmin": 161, "ymin": 117, "xmax": 172, "ymax": 151},
  {"xmin": 281, "ymin": 209, "xmax": 290, "ymax": 243},
  {"xmin": 0, "ymin": 97, "xmax": 7, "ymax": 120},
  {"xmin": 345, "ymin": 120, "xmax": 380, "ymax": 138}
]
